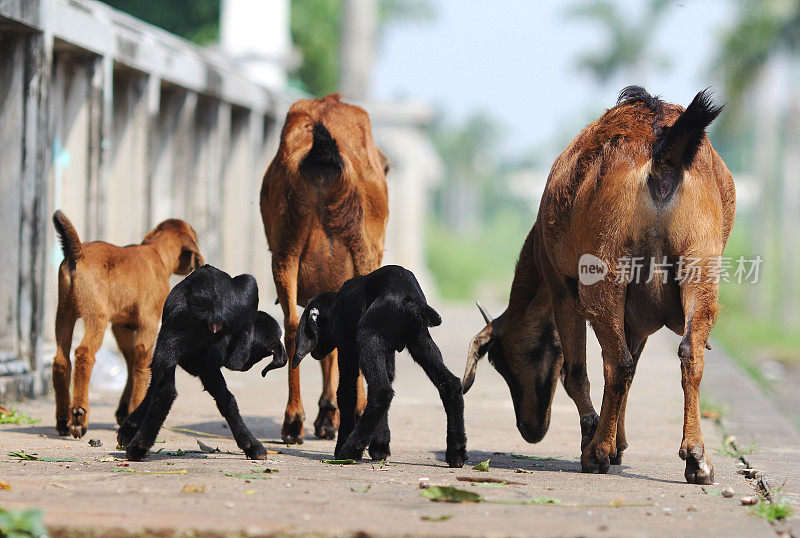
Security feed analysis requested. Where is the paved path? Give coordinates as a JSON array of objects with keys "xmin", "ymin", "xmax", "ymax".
[{"xmin": 0, "ymin": 304, "xmax": 794, "ymax": 537}]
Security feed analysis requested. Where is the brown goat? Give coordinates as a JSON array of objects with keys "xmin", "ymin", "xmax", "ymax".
[
  {"xmin": 51, "ymin": 211, "xmax": 203, "ymax": 438},
  {"xmin": 260, "ymin": 94, "xmax": 389, "ymax": 443},
  {"xmin": 463, "ymin": 87, "xmax": 735, "ymax": 484}
]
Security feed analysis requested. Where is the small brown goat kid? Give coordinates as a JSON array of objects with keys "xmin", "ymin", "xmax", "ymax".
[
  {"xmin": 261, "ymin": 94, "xmax": 390, "ymax": 443},
  {"xmin": 51, "ymin": 211, "xmax": 203, "ymax": 438},
  {"xmin": 463, "ymin": 87, "xmax": 735, "ymax": 484}
]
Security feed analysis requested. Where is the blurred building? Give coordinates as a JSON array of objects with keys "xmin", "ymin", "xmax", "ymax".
[{"xmin": 0, "ymin": 0, "xmax": 441, "ymax": 402}]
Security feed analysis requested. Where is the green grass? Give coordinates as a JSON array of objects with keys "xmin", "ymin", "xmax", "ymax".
[
  {"xmin": 751, "ymin": 499, "xmax": 794, "ymax": 522},
  {"xmin": 0, "ymin": 408, "xmax": 39, "ymax": 424},
  {"xmin": 0, "ymin": 506, "xmax": 49, "ymax": 537},
  {"xmin": 426, "ymin": 210, "xmax": 531, "ymax": 302}
]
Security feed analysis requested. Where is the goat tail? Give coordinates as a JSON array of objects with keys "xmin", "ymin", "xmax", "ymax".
[
  {"xmin": 405, "ymin": 299, "xmax": 442, "ymax": 328},
  {"xmin": 52, "ymin": 210, "xmax": 82, "ymax": 271},
  {"xmin": 302, "ymin": 122, "xmax": 344, "ymax": 170}
]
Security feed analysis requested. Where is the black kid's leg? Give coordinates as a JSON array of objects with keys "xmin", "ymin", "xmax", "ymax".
[
  {"xmin": 408, "ymin": 328, "xmax": 466, "ymax": 468},
  {"xmin": 200, "ymin": 368, "xmax": 267, "ymax": 460},
  {"xmin": 125, "ymin": 366, "xmax": 178, "ymax": 461}
]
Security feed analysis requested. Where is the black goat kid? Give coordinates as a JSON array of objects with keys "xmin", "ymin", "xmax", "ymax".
[
  {"xmin": 117, "ymin": 265, "xmax": 287, "ymax": 461},
  {"xmin": 293, "ymin": 265, "xmax": 467, "ymax": 468}
]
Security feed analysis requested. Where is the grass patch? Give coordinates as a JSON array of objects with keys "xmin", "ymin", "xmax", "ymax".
[
  {"xmin": 0, "ymin": 408, "xmax": 40, "ymax": 424},
  {"xmin": 700, "ymin": 394, "xmax": 728, "ymax": 421},
  {"xmin": 426, "ymin": 210, "xmax": 530, "ymax": 302},
  {"xmin": 751, "ymin": 499, "xmax": 794, "ymax": 522},
  {"xmin": 0, "ymin": 506, "xmax": 49, "ymax": 537}
]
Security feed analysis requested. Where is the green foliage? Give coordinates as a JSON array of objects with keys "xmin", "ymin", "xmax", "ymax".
[
  {"xmin": 290, "ymin": 0, "xmax": 434, "ymax": 95},
  {"xmin": 290, "ymin": 0, "xmax": 343, "ymax": 95},
  {"xmin": 101, "ymin": 1, "xmax": 220, "ymax": 44},
  {"xmin": 715, "ymin": 1, "xmax": 800, "ymax": 107},
  {"xmin": 426, "ymin": 210, "xmax": 531, "ymax": 302},
  {"xmin": 564, "ymin": 0, "xmax": 672, "ymax": 82},
  {"xmin": 0, "ymin": 409, "xmax": 39, "ymax": 424},
  {"xmin": 752, "ymin": 498, "xmax": 794, "ymax": 521},
  {"xmin": 472, "ymin": 459, "xmax": 490, "ymax": 472},
  {"xmin": 0, "ymin": 507, "xmax": 49, "ymax": 538},
  {"xmin": 420, "ymin": 486, "xmax": 483, "ymax": 503}
]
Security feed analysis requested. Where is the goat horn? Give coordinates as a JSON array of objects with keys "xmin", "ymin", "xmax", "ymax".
[
  {"xmin": 463, "ymin": 324, "xmax": 493, "ymax": 394},
  {"xmin": 476, "ymin": 301, "xmax": 493, "ymax": 324}
]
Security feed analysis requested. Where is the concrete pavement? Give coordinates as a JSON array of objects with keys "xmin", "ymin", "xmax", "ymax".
[{"xmin": 0, "ymin": 304, "xmax": 793, "ymax": 537}]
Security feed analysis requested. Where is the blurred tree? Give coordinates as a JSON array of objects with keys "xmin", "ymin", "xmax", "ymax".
[
  {"xmin": 431, "ymin": 112, "xmax": 502, "ymax": 233},
  {"xmin": 291, "ymin": 0, "xmax": 434, "ymax": 96},
  {"xmin": 715, "ymin": 0, "xmax": 800, "ymax": 107},
  {"xmin": 101, "ymin": 0, "xmax": 221, "ymax": 44},
  {"xmin": 565, "ymin": 0, "xmax": 672, "ymax": 83}
]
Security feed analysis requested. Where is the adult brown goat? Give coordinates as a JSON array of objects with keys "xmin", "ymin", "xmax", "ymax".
[
  {"xmin": 463, "ymin": 86, "xmax": 735, "ymax": 485},
  {"xmin": 261, "ymin": 94, "xmax": 390, "ymax": 443}
]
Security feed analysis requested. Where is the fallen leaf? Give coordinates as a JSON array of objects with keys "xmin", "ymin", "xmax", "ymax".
[
  {"xmin": 221, "ymin": 472, "xmax": 273, "ymax": 480},
  {"xmin": 181, "ymin": 484, "xmax": 205, "ymax": 494},
  {"xmin": 351, "ymin": 484, "xmax": 371, "ymax": 493},
  {"xmin": 111, "ymin": 469, "xmax": 188, "ymax": 475},
  {"xmin": 165, "ymin": 427, "xmax": 234, "ymax": 440},
  {"xmin": 322, "ymin": 459, "xmax": 357, "ymax": 465},
  {"xmin": 7, "ymin": 451, "xmax": 75, "ymax": 462},
  {"xmin": 419, "ymin": 486, "xmax": 483, "ymax": 503},
  {"xmin": 514, "ymin": 468, "xmax": 535, "ymax": 474},
  {"xmin": 245, "ymin": 490, "xmax": 256, "ymax": 495},
  {"xmin": 197, "ymin": 440, "xmax": 221, "ymax": 454},
  {"xmin": 421, "ymin": 514, "xmax": 453, "ymax": 522},
  {"xmin": 0, "ymin": 480, "xmax": 10, "ymax": 490},
  {"xmin": 261, "ymin": 468, "xmax": 279, "ymax": 474},
  {"xmin": 527, "ymin": 496, "xmax": 561, "ymax": 505},
  {"xmin": 457, "ymin": 476, "xmax": 524, "ymax": 486},
  {"xmin": 266, "ymin": 449, "xmax": 282, "ymax": 455},
  {"xmin": 473, "ymin": 460, "xmax": 490, "ymax": 472}
]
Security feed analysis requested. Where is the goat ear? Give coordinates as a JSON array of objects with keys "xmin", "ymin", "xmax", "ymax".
[
  {"xmin": 654, "ymin": 88, "xmax": 723, "ymax": 170},
  {"xmin": 176, "ymin": 236, "xmax": 204, "ymax": 275},
  {"xmin": 377, "ymin": 149, "xmax": 392, "ymax": 176}
]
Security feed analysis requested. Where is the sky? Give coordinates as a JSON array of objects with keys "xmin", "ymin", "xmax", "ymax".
[{"xmin": 373, "ymin": 0, "xmax": 736, "ymax": 162}]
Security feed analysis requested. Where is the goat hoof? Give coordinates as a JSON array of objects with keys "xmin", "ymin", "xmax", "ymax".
[
  {"xmin": 244, "ymin": 442, "xmax": 268, "ymax": 460},
  {"xmin": 580, "ymin": 413, "xmax": 599, "ymax": 452},
  {"xmin": 56, "ymin": 419, "xmax": 70, "ymax": 436},
  {"xmin": 117, "ymin": 423, "xmax": 137, "ymax": 449},
  {"xmin": 581, "ymin": 443, "xmax": 610, "ymax": 474},
  {"xmin": 314, "ymin": 405, "xmax": 339, "ymax": 440},
  {"xmin": 126, "ymin": 442, "xmax": 149, "ymax": 461},
  {"xmin": 368, "ymin": 443, "xmax": 391, "ymax": 461},
  {"xmin": 610, "ymin": 442, "xmax": 627, "ymax": 465},
  {"xmin": 68, "ymin": 407, "xmax": 87, "ymax": 438},
  {"xmin": 445, "ymin": 446, "xmax": 467, "ymax": 468},
  {"xmin": 281, "ymin": 414, "xmax": 305, "ymax": 444},
  {"xmin": 336, "ymin": 444, "xmax": 364, "ymax": 462},
  {"xmin": 680, "ymin": 444, "xmax": 714, "ymax": 485}
]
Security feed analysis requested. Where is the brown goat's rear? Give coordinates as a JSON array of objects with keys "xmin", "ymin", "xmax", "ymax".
[
  {"xmin": 464, "ymin": 87, "xmax": 735, "ymax": 485},
  {"xmin": 261, "ymin": 94, "xmax": 389, "ymax": 443}
]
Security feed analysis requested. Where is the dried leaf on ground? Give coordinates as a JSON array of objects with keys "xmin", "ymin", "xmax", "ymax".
[
  {"xmin": 197, "ymin": 440, "xmax": 221, "ymax": 454},
  {"xmin": 421, "ymin": 514, "xmax": 453, "ymax": 522},
  {"xmin": 7, "ymin": 451, "xmax": 75, "ymax": 462},
  {"xmin": 351, "ymin": 484, "xmax": 371, "ymax": 493},
  {"xmin": 221, "ymin": 471, "xmax": 273, "ymax": 480},
  {"xmin": 111, "ymin": 469, "xmax": 188, "ymax": 475},
  {"xmin": 472, "ymin": 459, "xmax": 490, "ymax": 472},
  {"xmin": 457, "ymin": 476, "xmax": 524, "ymax": 486},
  {"xmin": 322, "ymin": 459, "xmax": 357, "ymax": 465},
  {"xmin": 0, "ymin": 480, "xmax": 10, "ymax": 490},
  {"xmin": 419, "ymin": 486, "xmax": 483, "ymax": 503},
  {"xmin": 181, "ymin": 484, "xmax": 205, "ymax": 494}
]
